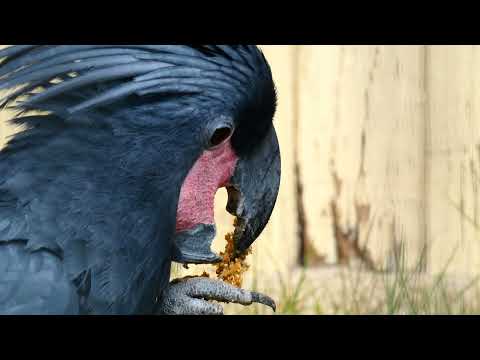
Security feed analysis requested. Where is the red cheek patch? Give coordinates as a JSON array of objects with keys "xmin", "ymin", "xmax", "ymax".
[{"xmin": 175, "ymin": 140, "xmax": 238, "ymax": 232}]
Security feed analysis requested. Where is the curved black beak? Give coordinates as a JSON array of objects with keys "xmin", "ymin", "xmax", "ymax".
[{"xmin": 227, "ymin": 125, "xmax": 281, "ymax": 256}]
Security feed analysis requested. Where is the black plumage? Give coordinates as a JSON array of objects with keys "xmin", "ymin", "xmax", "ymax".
[{"xmin": 0, "ymin": 45, "xmax": 278, "ymax": 314}]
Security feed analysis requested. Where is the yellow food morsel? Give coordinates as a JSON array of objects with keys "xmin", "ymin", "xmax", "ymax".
[
  {"xmin": 214, "ymin": 217, "xmax": 252, "ymax": 288},
  {"xmin": 184, "ymin": 218, "xmax": 252, "ymax": 288}
]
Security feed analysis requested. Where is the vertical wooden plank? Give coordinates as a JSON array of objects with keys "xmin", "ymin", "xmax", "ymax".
[
  {"xmin": 427, "ymin": 46, "xmax": 480, "ymax": 276},
  {"xmin": 297, "ymin": 46, "xmax": 426, "ymax": 270},
  {"xmin": 175, "ymin": 46, "xmax": 299, "ymax": 286}
]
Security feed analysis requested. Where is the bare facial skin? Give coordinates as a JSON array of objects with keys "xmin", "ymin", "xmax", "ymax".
[
  {"xmin": 175, "ymin": 139, "xmax": 237, "ymax": 233},
  {"xmin": 169, "ymin": 138, "xmax": 276, "ymax": 314}
]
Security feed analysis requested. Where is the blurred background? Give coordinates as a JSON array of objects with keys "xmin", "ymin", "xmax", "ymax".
[{"xmin": 2, "ymin": 45, "xmax": 480, "ymax": 314}]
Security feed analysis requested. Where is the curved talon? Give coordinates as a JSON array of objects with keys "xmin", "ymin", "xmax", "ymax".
[
  {"xmin": 157, "ymin": 277, "xmax": 276, "ymax": 315},
  {"xmin": 186, "ymin": 277, "xmax": 276, "ymax": 312},
  {"xmin": 251, "ymin": 292, "xmax": 276, "ymax": 312}
]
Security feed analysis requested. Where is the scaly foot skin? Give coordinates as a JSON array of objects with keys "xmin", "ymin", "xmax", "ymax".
[{"xmin": 157, "ymin": 277, "xmax": 276, "ymax": 315}]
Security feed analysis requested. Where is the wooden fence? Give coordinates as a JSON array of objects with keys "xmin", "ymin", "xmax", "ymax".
[{"xmin": 1, "ymin": 46, "xmax": 480, "ymax": 283}]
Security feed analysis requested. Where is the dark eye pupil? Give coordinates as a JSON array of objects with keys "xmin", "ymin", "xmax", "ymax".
[{"xmin": 210, "ymin": 127, "xmax": 232, "ymax": 147}]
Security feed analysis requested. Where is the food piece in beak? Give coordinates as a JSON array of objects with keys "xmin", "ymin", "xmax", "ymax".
[
  {"xmin": 215, "ymin": 217, "xmax": 252, "ymax": 287},
  {"xmin": 227, "ymin": 125, "xmax": 281, "ymax": 256}
]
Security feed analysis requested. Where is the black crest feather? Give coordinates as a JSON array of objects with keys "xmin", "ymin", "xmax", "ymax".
[{"xmin": 0, "ymin": 45, "xmax": 277, "ymax": 120}]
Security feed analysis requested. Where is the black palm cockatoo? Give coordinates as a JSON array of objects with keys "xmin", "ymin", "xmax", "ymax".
[{"xmin": 0, "ymin": 45, "xmax": 281, "ymax": 315}]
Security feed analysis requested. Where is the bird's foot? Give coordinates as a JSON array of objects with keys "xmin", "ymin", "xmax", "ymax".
[{"xmin": 157, "ymin": 276, "xmax": 276, "ymax": 315}]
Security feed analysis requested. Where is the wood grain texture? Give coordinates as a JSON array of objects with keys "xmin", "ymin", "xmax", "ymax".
[
  {"xmin": 296, "ymin": 46, "xmax": 427, "ymax": 270},
  {"xmin": 426, "ymin": 46, "xmax": 480, "ymax": 276}
]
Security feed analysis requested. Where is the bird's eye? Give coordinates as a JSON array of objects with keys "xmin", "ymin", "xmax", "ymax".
[{"xmin": 209, "ymin": 126, "xmax": 233, "ymax": 148}]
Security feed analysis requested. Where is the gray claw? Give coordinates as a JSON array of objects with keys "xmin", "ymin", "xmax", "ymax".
[
  {"xmin": 157, "ymin": 277, "xmax": 276, "ymax": 315},
  {"xmin": 251, "ymin": 291, "xmax": 276, "ymax": 312}
]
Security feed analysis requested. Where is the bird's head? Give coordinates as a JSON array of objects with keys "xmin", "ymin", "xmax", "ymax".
[{"xmin": 0, "ymin": 45, "xmax": 280, "ymax": 265}]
